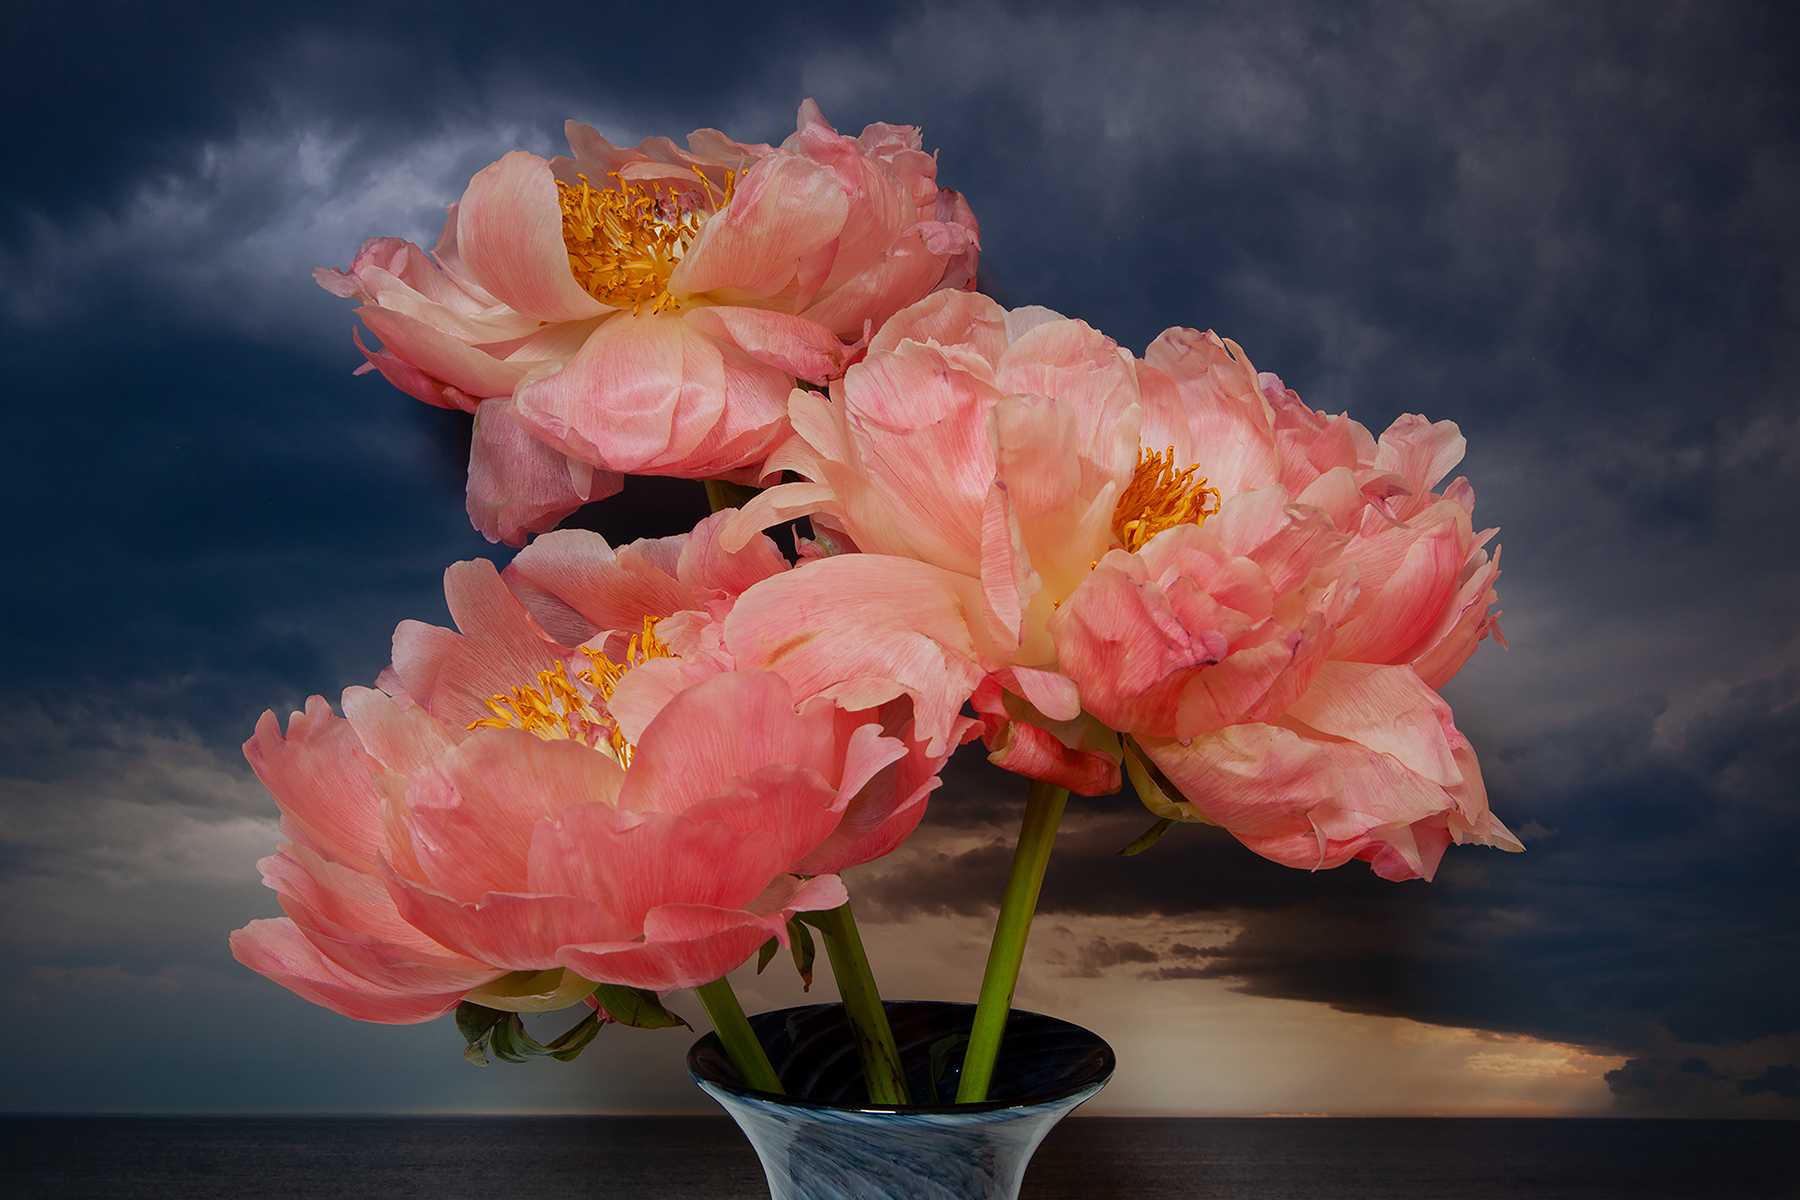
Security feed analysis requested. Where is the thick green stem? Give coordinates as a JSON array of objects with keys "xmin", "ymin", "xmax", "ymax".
[
  {"xmin": 955, "ymin": 778, "xmax": 1069, "ymax": 1104},
  {"xmin": 694, "ymin": 977, "xmax": 784, "ymax": 1095},
  {"xmin": 815, "ymin": 900, "xmax": 911, "ymax": 1105}
]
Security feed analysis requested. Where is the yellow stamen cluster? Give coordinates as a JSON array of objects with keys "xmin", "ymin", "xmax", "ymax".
[
  {"xmin": 469, "ymin": 660, "xmax": 611, "ymax": 748},
  {"xmin": 468, "ymin": 617, "xmax": 675, "ymax": 768},
  {"xmin": 577, "ymin": 616, "xmax": 674, "ymax": 703},
  {"xmin": 556, "ymin": 169, "xmax": 734, "ymax": 314},
  {"xmin": 1112, "ymin": 445, "xmax": 1222, "ymax": 553}
]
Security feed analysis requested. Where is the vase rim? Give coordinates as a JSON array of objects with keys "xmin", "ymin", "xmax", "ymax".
[{"xmin": 686, "ymin": 999, "xmax": 1116, "ymax": 1116}]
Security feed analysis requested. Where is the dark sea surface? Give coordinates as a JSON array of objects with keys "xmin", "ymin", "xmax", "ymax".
[{"xmin": 2, "ymin": 1116, "xmax": 1794, "ymax": 1199}]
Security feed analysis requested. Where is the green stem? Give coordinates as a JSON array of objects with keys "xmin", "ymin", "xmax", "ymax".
[
  {"xmin": 815, "ymin": 900, "xmax": 911, "ymax": 1105},
  {"xmin": 693, "ymin": 977, "xmax": 783, "ymax": 1095},
  {"xmin": 955, "ymin": 778, "xmax": 1069, "ymax": 1104}
]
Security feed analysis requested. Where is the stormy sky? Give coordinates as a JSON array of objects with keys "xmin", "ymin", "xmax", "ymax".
[{"xmin": 2, "ymin": 0, "xmax": 1795, "ymax": 1118}]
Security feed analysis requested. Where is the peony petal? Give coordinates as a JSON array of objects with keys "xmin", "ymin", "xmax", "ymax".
[
  {"xmin": 244, "ymin": 697, "xmax": 385, "ymax": 873},
  {"xmin": 513, "ymin": 311, "xmax": 735, "ymax": 474},
  {"xmin": 1143, "ymin": 327, "xmax": 1281, "ymax": 498},
  {"xmin": 467, "ymin": 398, "xmax": 623, "ymax": 547},
  {"xmin": 401, "ymin": 727, "xmax": 627, "ymax": 900},
  {"xmin": 723, "ymin": 557, "xmax": 993, "ymax": 757},
  {"xmin": 340, "ymin": 686, "xmax": 454, "ymax": 778},
  {"xmin": 386, "ymin": 870, "xmax": 629, "ymax": 972},
  {"xmin": 391, "ymin": 559, "xmax": 566, "ymax": 733},
  {"xmin": 506, "ymin": 528, "xmax": 698, "ymax": 638},
  {"xmin": 457, "ymin": 151, "xmax": 609, "ymax": 323},
  {"xmin": 869, "ymin": 288, "xmax": 1008, "ymax": 363},
  {"xmin": 556, "ymin": 874, "xmax": 846, "ymax": 991},
  {"xmin": 351, "ymin": 328, "xmax": 480, "ymax": 413},
  {"xmin": 528, "ymin": 802, "xmax": 788, "ymax": 925},
  {"xmin": 557, "ymin": 917, "xmax": 772, "ymax": 993},
  {"xmin": 615, "ymin": 671, "xmax": 840, "ymax": 816},
  {"xmin": 680, "ymin": 307, "xmax": 845, "ymax": 386},
  {"xmin": 670, "ymin": 152, "xmax": 847, "ymax": 297},
  {"xmin": 799, "ymin": 227, "xmax": 952, "ymax": 339},
  {"xmin": 1142, "ymin": 723, "xmax": 1343, "ymax": 847},
  {"xmin": 1285, "ymin": 662, "xmax": 1462, "ymax": 787},
  {"xmin": 230, "ymin": 918, "xmax": 490, "ymax": 1024},
  {"xmin": 674, "ymin": 509, "xmax": 791, "ymax": 599},
  {"xmin": 1333, "ymin": 513, "xmax": 1467, "ymax": 664}
]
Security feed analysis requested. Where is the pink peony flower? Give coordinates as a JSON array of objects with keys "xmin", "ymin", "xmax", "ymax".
[
  {"xmin": 231, "ymin": 514, "xmax": 966, "ymax": 1023},
  {"xmin": 722, "ymin": 288, "xmax": 1183, "ymax": 791},
  {"xmin": 1051, "ymin": 332, "xmax": 1515, "ymax": 878},
  {"xmin": 722, "ymin": 292, "xmax": 1516, "ymax": 879},
  {"xmin": 500, "ymin": 511, "xmax": 973, "ymax": 870},
  {"xmin": 316, "ymin": 101, "xmax": 980, "ymax": 545}
]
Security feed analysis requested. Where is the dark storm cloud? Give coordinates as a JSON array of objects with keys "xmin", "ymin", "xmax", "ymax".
[{"xmin": 0, "ymin": 0, "xmax": 900, "ymax": 213}]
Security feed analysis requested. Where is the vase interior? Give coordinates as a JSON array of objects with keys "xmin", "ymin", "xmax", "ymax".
[{"xmin": 687, "ymin": 1000, "xmax": 1114, "ymax": 1113}]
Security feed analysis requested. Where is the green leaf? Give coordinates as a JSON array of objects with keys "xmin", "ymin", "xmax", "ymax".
[
  {"xmin": 538, "ymin": 1012, "xmax": 606, "ymax": 1062},
  {"xmin": 787, "ymin": 916, "xmax": 816, "ymax": 992},
  {"xmin": 594, "ymin": 984, "xmax": 692, "ymax": 1031},
  {"xmin": 1118, "ymin": 816, "xmax": 1176, "ymax": 856},
  {"xmin": 486, "ymin": 1008, "xmax": 604, "ymax": 1064},
  {"xmin": 926, "ymin": 1033, "xmax": 969, "ymax": 1105},
  {"xmin": 455, "ymin": 1001, "xmax": 508, "ymax": 1066},
  {"xmin": 756, "ymin": 936, "xmax": 780, "ymax": 975}
]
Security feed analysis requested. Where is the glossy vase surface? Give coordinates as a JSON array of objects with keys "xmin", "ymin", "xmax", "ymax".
[{"xmin": 688, "ymin": 1000, "xmax": 1114, "ymax": 1200}]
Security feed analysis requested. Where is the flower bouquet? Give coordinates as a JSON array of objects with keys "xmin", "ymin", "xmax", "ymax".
[{"xmin": 234, "ymin": 101, "xmax": 1518, "ymax": 1200}]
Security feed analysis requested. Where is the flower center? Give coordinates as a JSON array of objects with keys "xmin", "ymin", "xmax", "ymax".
[
  {"xmin": 469, "ymin": 618, "xmax": 675, "ymax": 767},
  {"xmin": 557, "ymin": 170, "xmax": 734, "ymax": 314},
  {"xmin": 1112, "ymin": 445, "xmax": 1221, "ymax": 553}
]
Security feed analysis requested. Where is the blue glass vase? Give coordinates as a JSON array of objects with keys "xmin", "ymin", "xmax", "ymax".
[{"xmin": 687, "ymin": 1000, "xmax": 1114, "ymax": 1200}]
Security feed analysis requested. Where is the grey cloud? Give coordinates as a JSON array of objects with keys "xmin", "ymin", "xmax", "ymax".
[
  {"xmin": 1062, "ymin": 937, "xmax": 1161, "ymax": 979},
  {"xmin": 0, "ymin": 710, "xmax": 279, "ymax": 961},
  {"xmin": 1605, "ymin": 1033, "xmax": 1800, "ymax": 1119}
]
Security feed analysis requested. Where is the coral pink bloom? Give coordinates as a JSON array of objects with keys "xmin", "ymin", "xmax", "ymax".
[
  {"xmin": 317, "ymin": 101, "xmax": 980, "ymax": 545},
  {"xmin": 499, "ymin": 511, "xmax": 973, "ymax": 871},
  {"xmin": 724, "ymin": 293, "xmax": 1514, "ymax": 878},
  {"xmin": 1048, "ymin": 331, "xmax": 1515, "ymax": 878},
  {"xmin": 723, "ymin": 288, "xmax": 1187, "ymax": 792},
  {"xmin": 230, "ymin": 524, "xmax": 961, "ymax": 1022}
]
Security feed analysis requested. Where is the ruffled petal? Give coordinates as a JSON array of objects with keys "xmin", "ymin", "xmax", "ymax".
[
  {"xmin": 457, "ymin": 151, "xmax": 609, "ymax": 323},
  {"xmin": 513, "ymin": 311, "xmax": 793, "ymax": 477},
  {"xmin": 243, "ymin": 697, "xmax": 384, "ymax": 873},
  {"xmin": 527, "ymin": 802, "xmax": 787, "ymax": 926},
  {"xmin": 390, "ymin": 560, "xmax": 566, "ymax": 732},
  {"xmin": 722, "ymin": 557, "xmax": 993, "ymax": 757}
]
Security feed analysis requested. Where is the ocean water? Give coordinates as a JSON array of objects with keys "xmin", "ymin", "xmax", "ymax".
[{"xmin": 1, "ymin": 1115, "xmax": 1793, "ymax": 1199}]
